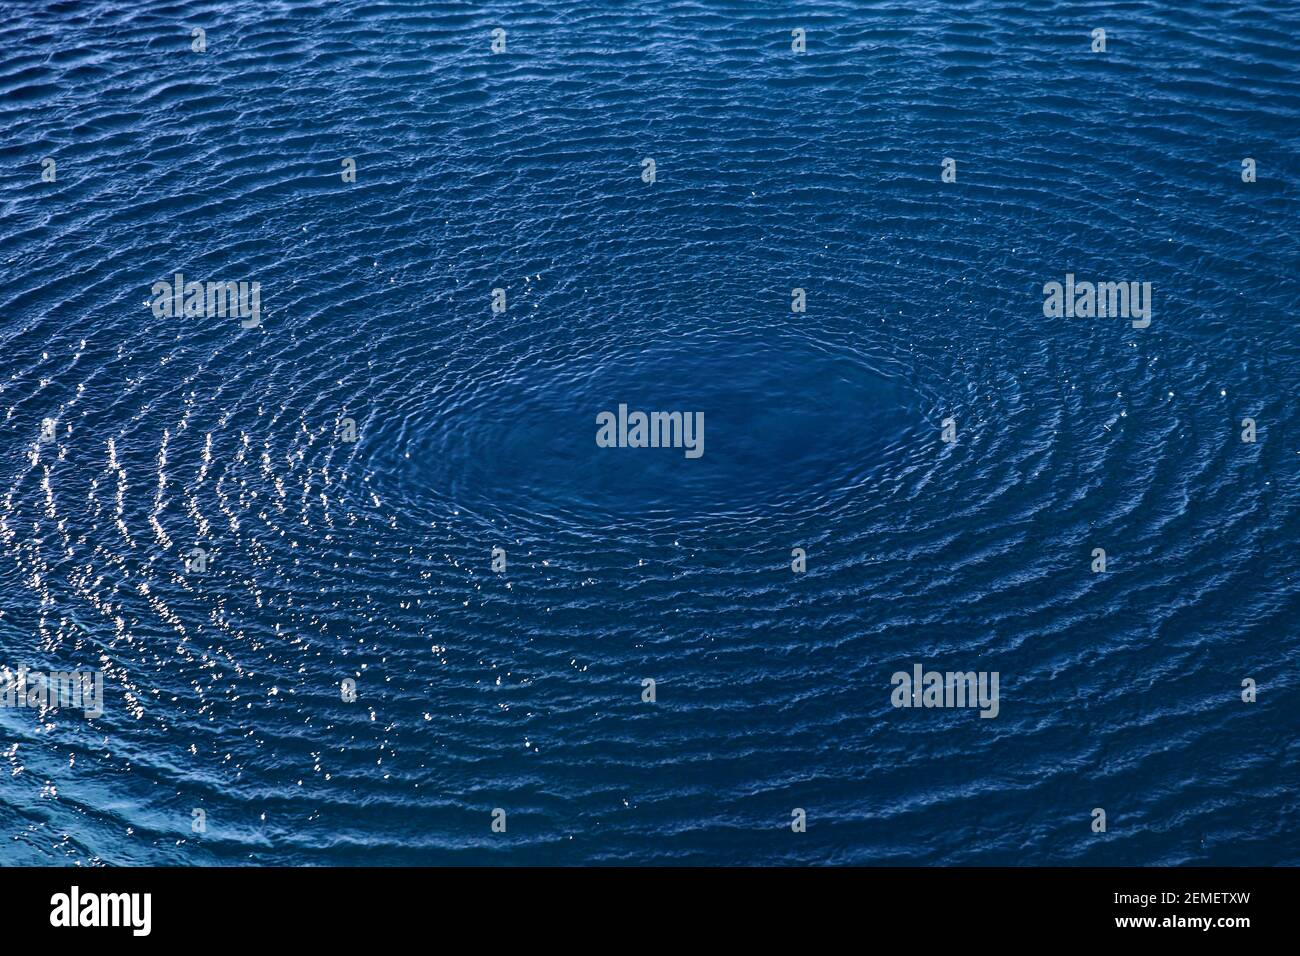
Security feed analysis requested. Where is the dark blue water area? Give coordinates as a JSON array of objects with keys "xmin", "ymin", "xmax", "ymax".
[
  {"xmin": 384, "ymin": 332, "xmax": 920, "ymax": 519},
  {"xmin": 0, "ymin": 0, "xmax": 1298, "ymax": 865}
]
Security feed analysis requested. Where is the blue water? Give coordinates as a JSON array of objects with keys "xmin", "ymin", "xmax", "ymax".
[{"xmin": 0, "ymin": 0, "xmax": 1298, "ymax": 865}]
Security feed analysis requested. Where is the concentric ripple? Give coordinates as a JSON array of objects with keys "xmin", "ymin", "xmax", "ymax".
[{"xmin": 0, "ymin": 0, "xmax": 1297, "ymax": 865}]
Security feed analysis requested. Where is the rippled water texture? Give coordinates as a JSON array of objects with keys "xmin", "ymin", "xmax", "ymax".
[{"xmin": 0, "ymin": 0, "xmax": 1298, "ymax": 865}]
